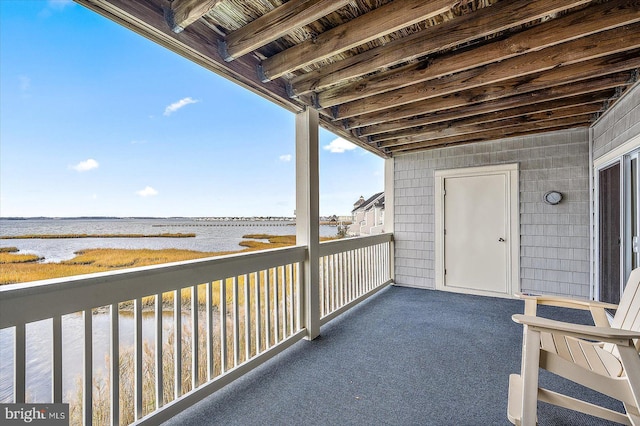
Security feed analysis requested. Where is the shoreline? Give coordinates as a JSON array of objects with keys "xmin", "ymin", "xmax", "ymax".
[{"xmin": 0, "ymin": 233, "xmax": 195, "ymax": 239}]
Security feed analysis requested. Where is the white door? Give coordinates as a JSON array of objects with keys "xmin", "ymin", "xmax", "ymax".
[
  {"xmin": 444, "ymin": 174, "xmax": 508, "ymax": 294},
  {"xmin": 435, "ymin": 164, "xmax": 518, "ymax": 298}
]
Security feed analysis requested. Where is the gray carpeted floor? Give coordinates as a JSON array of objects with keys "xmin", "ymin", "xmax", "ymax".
[{"xmin": 163, "ymin": 286, "xmax": 625, "ymax": 425}]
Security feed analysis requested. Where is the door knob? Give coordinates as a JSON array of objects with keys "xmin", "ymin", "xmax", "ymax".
[{"xmin": 498, "ymin": 238, "xmax": 505, "ymax": 242}]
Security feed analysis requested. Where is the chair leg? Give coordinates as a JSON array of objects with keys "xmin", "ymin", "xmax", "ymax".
[
  {"xmin": 618, "ymin": 345, "xmax": 640, "ymax": 426},
  {"xmin": 521, "ymin": 325, "xmax": 541, "ymax": 426}
]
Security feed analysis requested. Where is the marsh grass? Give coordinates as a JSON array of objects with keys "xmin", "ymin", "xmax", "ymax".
[
  {"xmin": 67, "ymin": 268, "xmax": 298, "ymax": 425},
  {"xmin": 1, "ymin": 234, "xmax": 334, "ymax": 285},
  {"xmin": 0, "ymin": 252, "xmax": 42, "ymax": 264}
]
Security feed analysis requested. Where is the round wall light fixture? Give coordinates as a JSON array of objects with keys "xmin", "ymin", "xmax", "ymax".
[{"xmin": 543, "ymin": 190, "xmax": 563, "ymax": 205}]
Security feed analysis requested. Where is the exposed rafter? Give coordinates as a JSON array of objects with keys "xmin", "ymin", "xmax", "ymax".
[
  {"xmin": 165, "ymin": 0, "xmax": 221, "ymax": 33},
  {"xmin": 259, "ymin": 0, "xmax": 459, "ymax": 81},
  {"xmin": 320, "ymin": 0, "xmax": 640, "ymax": 110},
  {"xmin": 220, "ymin": 0, "xmax": 351, "ymax": 62},
  {"xmin": 344, "ymin": 72, "xmax": 635, "ymax": 130},
  {"xmin": 288, "ymin": 0, "xmax": 592, "ymax": 97}
]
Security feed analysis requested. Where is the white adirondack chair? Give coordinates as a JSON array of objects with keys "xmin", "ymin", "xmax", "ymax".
[{"xmin": 508, "ymin": 268, "xmax": 640, "ymax": 425}]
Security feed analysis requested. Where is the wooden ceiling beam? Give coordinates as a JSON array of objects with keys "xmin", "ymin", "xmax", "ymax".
[
  {"xmin": 165, "ymin": 0, "xmax": 222, "ymax": 33},
  {"xmin": 221, "ymin": 0, "xmax": 351, "ymax": 61},
  {"xmin": 387, "ymin": 115, "xmax": 593, "ymax": 154},
  {"xmin": 360, "ymin": 93, "xmax": 612, "ymax": 138},
  {"xmin": 318, "ymin": 0, "xmax": 640, "ymax": 108},
  {"xmin": 390, "ymin": 124, "xmax": 586, "ymax": 155},
  {"xmin": 344, "ymin": 72, "xmax": 634, "ymax": 130},
  {"xmin": 289, "ymin": 0, "xmax": 591, "ymax": 96},
  {"xmin": 374, "ymin": 103, "xmax": 605, "ymax": 146},
  {"xmin": 259, "ymin": 0, "xmax": 458, "ymax": 82},
  {"xmin": 334, "ymin": 30, "xmax": 640, "ymax": 120}
]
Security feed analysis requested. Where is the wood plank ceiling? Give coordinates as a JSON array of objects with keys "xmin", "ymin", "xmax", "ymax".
[{"xmin": 76, "ymin": 0, "xmax": 640, "ymax": 158}]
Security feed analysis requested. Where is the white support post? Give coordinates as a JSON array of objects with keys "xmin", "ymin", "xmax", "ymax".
[
  {"xmin": 296, "ymin": 107, "xmax": 321, "ymax": 340},
  {"xmin": 384, "ymin": 158, "xmax": 395, "ymax": 282}
]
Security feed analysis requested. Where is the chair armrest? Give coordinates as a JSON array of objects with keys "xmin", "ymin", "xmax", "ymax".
[
  {"xmin": 512, "ymin": 314, "xmax": 640, "ymax": 346},
  {"xmin": 515, "ymin": 293, "xmax": 619, "ymax": 311},
  {"xmin": 516, "ymin": 293, "xmax": 617, "ymax": 326}
]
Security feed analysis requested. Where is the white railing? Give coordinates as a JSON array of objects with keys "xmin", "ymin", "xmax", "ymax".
[
  {"xmin": 0, "ymin": 234, "xmax": 392, "ymax": 425},
  {"xmin": 319, "ymin": 233, "xmax": 393, "ymax": 325}
]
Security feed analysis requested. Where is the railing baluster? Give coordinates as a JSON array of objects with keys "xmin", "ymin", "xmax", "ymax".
[
  {"xmin": 334, "ymin": 254, "xmax": 339, "ymax": 309},
  {"xmin": 206, "ymin": 283, "xmax": 213, "ymax": 381},
  {"xmin": 232, "ymin": 277, "xmax": 239, "ymax": 367},
  {"xmin": 352, "ymin": 250, "xmax": 357, "ymax": 300},
  {"xmin": 330, "ymin": 255, "xmax": 335, "ymax": 312},
  {"xmin": 342, "ymin": 253, "xmax": 346, "ymax": 305},
  {"xmin": 366, "ymin": 246, "xmax": 371, "ymax": 291},
  {"xmin": 375, "ymin": 244, "xmax": 379, "ymax": 285},
  {"xmin": 135, "ymin": 298, "xmax": 143, "ymax": 420},
  {"xmin": 219, "ymin": 280, "xmax": 227, "ymax": 373},
  {"xmin": 279, "ymin": 267, "xmax": 285, "ymax": 338},
  {"xmin": 350, "ymin": 250, "xmax": 355, "ymax": 299},
  {"xmin": 296, "ymin": 263, "xmax": 302, "ymax": 332},
  {"xmin": 14, "ymin": 324, "xmax": 25, "ymax": 403},
  {"xmin": 324, "ymin": 257, "xmax": 329, "ymax": 316},
  {"xmin": 336, "ymin": 253, "xmax": 342, "ymax": 308},
  {"xmin": 244, "ymin": 274, "xmax": 251, "ymax": 361},
  {"xmin": 174, "ymin": 290, "xmax": 182, "ymax": 398},
  {"xmin": 191, "ymin": 286, "xmax": 199, "ymax": 390},
  {"xmin": 110, "ymin": 304, "xmax": 119, "ymax": 426},
  {"xmin": 358, "ymin": 248, "xmax": 364, "ymax": 295},
  {"xmin": 254, "ymin": 272, "xmax": 262, "ymax": 354},
  {"xmin": 52, "ymin": 315, "xmax": 62, "ymax": 403},
  {"xmin": 287, "ymin": 264, "xmax": 293, "ymax": 336},
  {"xmin": 83, "ymin": 310, "xmax": 93, "ymax": 425},
  {"xmin": 264, "ymin": 270, "xmax": 271, "ymax": 349},
  {"xmin": 364, "ymin": 247, "xmax": 369, "ymax": 291},
  {"xmin": 155, "ymin": 294, "xmax": 163, "ymax": 410},
  {"xmin": 274, "ymin": 268, "xmax": 280, "ymax": 344}
]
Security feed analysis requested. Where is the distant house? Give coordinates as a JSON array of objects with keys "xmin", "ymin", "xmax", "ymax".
[{"xmin": 348, "ymin": 192, "xmax": 385, "ymax": 236}]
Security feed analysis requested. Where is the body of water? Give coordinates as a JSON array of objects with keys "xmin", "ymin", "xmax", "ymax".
[
  {"xmin": 0, "ymin": 217, "xmax": 338, "ymax": 262},
  {"xmin": 0, "ymin": 217, "xmax": 340, "ymax": 404}
]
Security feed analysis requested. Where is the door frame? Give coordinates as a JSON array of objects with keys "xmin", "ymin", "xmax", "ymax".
[
  {"xmin": 593, "ymin": 134, "xmax": 640, "ymax": 301},
  {"xmin": 434, "ymin": 164, "xmax": 520, "ymax": 298}
]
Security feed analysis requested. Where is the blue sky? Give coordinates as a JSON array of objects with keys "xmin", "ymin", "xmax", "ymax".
[{"xmin": 0, "ymin": 0, "xmax": 384, "ymax": 218}]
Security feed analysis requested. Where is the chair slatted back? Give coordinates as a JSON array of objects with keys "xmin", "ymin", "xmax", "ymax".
[{"xmin": 606, "ymin": 268, "xmax": 640, "ymax": 353}]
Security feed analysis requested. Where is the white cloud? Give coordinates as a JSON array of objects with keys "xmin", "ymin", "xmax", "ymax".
[
  {"xmin": 71, "ymin": 158, "xmax": 99, "ymax": 172},
  {"xmin": 48, "ymin": 0, "xmax": 74, "ymax": 9},
  {"xmin": 279, "ymin": 154, "xmax": 292, "ymax": 162},
  {"xmin": 163, "ymin": 97, "xmax": 199, "ymax": 116},
  {"xmin": 39, "ymin": 0, "xmax": 74, "ymax": 17},
  {"xmin": 136, "ymin": 186, "xmax": 158, "ymax": 197},
  {"xmin": 323, "ymin": 137, "xmax": 357, "ymax": 153}
]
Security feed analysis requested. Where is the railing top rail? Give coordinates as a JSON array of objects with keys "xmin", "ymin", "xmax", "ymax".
[
  {"xmin": 318, "ymin": 233, "xmax": 393, "ymax": 257},
  {"xmin": 0, "ymin": 245, "xmax": 306, "ymax": 328}
]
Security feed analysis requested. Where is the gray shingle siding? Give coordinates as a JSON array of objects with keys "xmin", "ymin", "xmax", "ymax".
[
  {"xmin": 393, "ymin": 129, "xmax": 591, "ymax": 297},
  {"xmin": 593, "ymin": 82, "xmax": 640, "ymax": 158}
]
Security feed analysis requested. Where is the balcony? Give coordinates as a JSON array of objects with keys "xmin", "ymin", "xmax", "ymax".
[
  {"xmin": 165, "ymin": 286, "xmax": 623, "ymax": 426},
  {"xmin": 0, "ymin": 234, "xmax": 393, "ymax": 425},
  {"xmin": 1, "ymin": 231, "xmax": 624, "ymax": 425}
]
